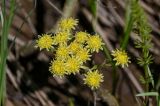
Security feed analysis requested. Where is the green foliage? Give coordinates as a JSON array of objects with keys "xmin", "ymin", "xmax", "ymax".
[
  {"xmin": 129, "ymin": 0, "xmax": 157, "ymax": 105},
  {"xmin": 88, "ymin": 0, "xmax": 97, "ymax": 31},
  {"xmin": 120, "ymin": 0, "xmax": 155, "ymax": 104},
  {"xmin": 120, "ymin": 0, "xmax": 135, "ymax": 49},
  {"xmin": 88, "ymin": 0, "xmax": 97, "ymax": 17},
  {"xmin": 131, "ymin": 0, "xmax": 154, "ymax": 87},
  {"xmin": 121, "ymin": 0, "xmax": 152, "ymax": 52},
  {"xmin": 136, "ymin": 92, "xmax": 160, "ymax": 106},
  {"xmin": 0, "ymin": 0, "xmax": 16, "ymax": 105},
  {"xmin": 137, "ymin": 55, "xmax": 153, "ymax": 67}
]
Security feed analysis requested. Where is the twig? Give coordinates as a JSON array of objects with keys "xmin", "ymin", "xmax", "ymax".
[
  {"xmin": 46, "ymin": 0, "xmax": 63, "ymax": 16},
  {"xmin": 6, "ymin": 67, "xmax": 19, "ymax": 90}
]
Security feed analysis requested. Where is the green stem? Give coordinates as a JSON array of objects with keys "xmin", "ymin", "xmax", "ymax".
[
  {"xmin": 144, "ymin": 65, "xmax": 149, "ymax": 92},
  {"xmin": 90, "ymin": 0, "xmax": 118, "ymax": 95},
  {"xmin": 112, "ymin": 69, "xmax": 118, "ymax": 95},
  {"xmin": 143, "ymin": 64, "xmax": 152, "ymax": 105},
  {"xmin": 102, "ymin": 45, "xmax": 118, "ymax": 95}
]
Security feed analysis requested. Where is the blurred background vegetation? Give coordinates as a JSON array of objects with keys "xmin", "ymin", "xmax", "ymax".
[{"xmin": 0, "ymin": 0, "xmax": 160, "ymax": 106}]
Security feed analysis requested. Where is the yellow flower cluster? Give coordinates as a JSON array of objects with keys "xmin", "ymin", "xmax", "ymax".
[
  {"xmin": 36, "ymin": 18, "xmax": 104, "ymax": 89},
  {"xmin": 112, "ymin": 49, "xmax": 130, "ymax": 67}
]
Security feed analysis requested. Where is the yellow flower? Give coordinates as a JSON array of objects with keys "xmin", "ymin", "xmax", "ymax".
[
  {"xmin": 36, "ymin": 34, "xmax": 54, "ymax": 51},
  {"xmin": 111, "ymin": 49, "xmax": 130, "ymax": 67},
  {"xmin": 84, "ymin": 70, "xmax": 104, "ymax": 89},
  {"xmin": 68, "ymin": 42, "xmax": 82, "ymax": 54},
  {"xmin": 56, "ymin": 45, "xmax": 69, "ymax": 60},
  {"xmin": 75, "ymin": 31, "xmax": 89, "ymax": 43},
  {"xmin": 49, "ymin": 60, "xmax": 66, "ymax": 77},
  {"xmin": 58, "ymin": 18, "xmax": 78, "ymax": 31},
  {"xmin": 75, "ymin": 48, "xmax": 91, "ymax": 63},
  {"xmin": 65, "ymin": 57, "xmax": 81, "ymax": 74},
  {"xmin": 54, "ymin": 32, "xmax": 69, "ymax": 45},
  {"xmin": 87, "ymin": 35, "xmax": 103, "ymax": 52}
]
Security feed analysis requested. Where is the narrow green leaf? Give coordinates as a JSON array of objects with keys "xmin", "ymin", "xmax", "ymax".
[
  {"xmin": 88, "ymin": 0, "xmax": 97, "ymax": 17},
  {"xmin": 136, "ymin": 92, "xmax": 159, "ymax": 97},
  {"xmin": 0, "ymin": 0, "xmax": 16, "ymax": 105},
  {"xmin": 146, "ymin": 66, "xmax": 154, "ymax": 87},
  {"xmin": 120, "ymin": 0, "xmax": 134, "ymax": 49}
]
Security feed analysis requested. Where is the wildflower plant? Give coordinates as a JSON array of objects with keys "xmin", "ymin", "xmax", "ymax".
[{"xmin": 36, "ymin": 18, "xmax": 104, "ymax": 89}]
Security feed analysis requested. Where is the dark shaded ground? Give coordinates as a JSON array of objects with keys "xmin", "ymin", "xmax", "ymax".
[{"xmin": 4, "ymin": 0, "xmax": 160, "ymax": 106}]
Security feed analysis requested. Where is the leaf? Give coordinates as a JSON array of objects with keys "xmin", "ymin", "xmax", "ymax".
[
  {"xmin": 120, "ymin": 0, "xmax": 134, "ymax": 49},
  {"xmin": 139, "ymin": 75, "xmax": 146, "ymax": 84},
  {"xmin": 136, "ymin": 92, "xmax": 159, "ymax": 97},
  {"xmin": 88, "ymin": 0, "xmax": 97, "ymax": 17},
  {"xmin": 146, "ymin": 66, "xmax": 154, "ymax": 87}
]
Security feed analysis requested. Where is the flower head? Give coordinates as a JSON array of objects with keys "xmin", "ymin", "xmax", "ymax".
[
  {"xmin": 36, "ymin": 34, "xmax": 54, "ymax": 51},
  {"xmin": 75, "ymin": 31, "xmax": 89, "ymax": 43},
  {"xmin": 65, "ymin": 57, "xmax": 81, "ymax": 74},
  {"xmin": 75, "ymin": 48, "xmax": 91, "ymax": 63},
  {"xmin": 56, "ymin": 45, "xmax": 69, "ymax": 60},
  {"xmin": 54, "ymin": 32, "xmax": 69, "ymax": 45},
  {"xmin": 49, "ymin": 60, "xmax": 66, "ymax": 77},
  {"xmin": 84, "ymin": 70, "xmax": 103, "ymax": 89},
  {"xmin": 58, "ymin": 18, "xmax": 78, "ymax": 31},
  {"xmin": 87, "ymin": 35, "xmax": 103, "ymax": 52},
  {"xmin": 111, "ymin": 49, "xmax": 130, "ymax": 67},
  {"xmin": 68, "ymin": 42, "xmax": 82, "ymax": 54}
]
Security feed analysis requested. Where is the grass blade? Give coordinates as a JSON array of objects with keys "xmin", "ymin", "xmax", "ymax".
[
  {"xmin": 136, "ymin": 92, "xmax": 158, "ymax": 97},
  {"xmin": 0, "ymin": 0, "xmax": 15, "ymax": 105},
  {"xmin": 120, "ymin": 0, "xmax": 134, "ymax": 49}
]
